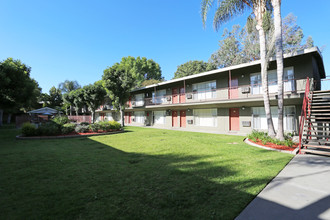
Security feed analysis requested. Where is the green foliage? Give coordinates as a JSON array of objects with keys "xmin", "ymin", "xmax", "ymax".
[
  {"xmin": 58, "ymin": 80, "xmax": 81, "ymax": 94},
  {"xmin": 109, "ymin": 120, "xmax": 121, "ymax": 130},
  {"xmin": 37, "ymin": 122, "xmax": 61, "ymax": 136},
  {"xmin": 173, "ymin": 60, "xmax": 217, "ymax": 79},
  {"xmin": 21, "ymin": 122, "xmax": 37, "ymax": 136},
  {"xmin": 75, "ymin": 124, "xmax": 89, "ymax": 133},
  {"xmin": 80, "ymin": 122, "xmax": 90, "ymax": 126},
  {"xmin": 89, "ymin": 123, "xmax": 100, "ymax": 132},
  {"xmin": 247, "ymin": 130, "xmax": 296, "ymax": 148},
  {"xmin": 98, "ymin": 121, "xmax": 111, "ymax": 131},
  {"xmin": 61, "ymin": 123, "xmax": 76, "ymax": 134},
  {"xmin": 52, "ymin": 116, "xmax": 70, "ymax": 126},
  {"xmin": 140, "ymin": 79, "xmax": 163, "ymax": 87},
  {"xmin": 83, "ymin": 82, "xmax": 106, "ymax": 122}
]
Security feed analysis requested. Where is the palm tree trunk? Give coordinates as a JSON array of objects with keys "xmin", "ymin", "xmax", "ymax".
[
  {"xmin": 258, "ymin": 26, "xmax": 276, "ymax": 137},
  {"xmin": 272, "ymin": 0, "xmax": 285, "ymax": 141},
  {"xmin": 120, "ymin": 105, "xmax": 125, "ymax": 127}
]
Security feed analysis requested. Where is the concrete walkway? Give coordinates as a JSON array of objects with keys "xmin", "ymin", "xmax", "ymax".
[{"xmin": 236, "ymin": 154, "xmax": 330, "ymax": 220}]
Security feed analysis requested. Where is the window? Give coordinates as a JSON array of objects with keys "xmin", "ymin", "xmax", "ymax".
[
  {"xmin": 153, "ymin": 111, "xmax": 165, "ymax": 125},
  {"xmin": 250, "ymin": 67, "xmax": 295, "ymax": 94},
  {"xmin": 106, "ymin": 113, "xmax": 113, "ymax": 121},
  {"xmin": 193, "ymin": 109, "xmax": 217, "ymax": 127},
  {"xmin": 192, "ymin": 80, "xmax": 216, "ymax": 100},
  {"xmin": 135, "ymin": 111, "xmax": 145, "ymax": 124},
  {"xmin": 252, "ymin": 106, "xmax": 296, "ymax": 131},
  {"xmin": 135, "ymin": 94, "xmax": 144, "ymax": 106},
  {"xmin": 152, "ymin": 89, "xmax": 166, "ymax": 104}
]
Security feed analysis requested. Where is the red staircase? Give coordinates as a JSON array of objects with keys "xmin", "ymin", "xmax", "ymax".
[{"xmin": 299, "ymin": 78, "xmax": 330, "ymax": 156}]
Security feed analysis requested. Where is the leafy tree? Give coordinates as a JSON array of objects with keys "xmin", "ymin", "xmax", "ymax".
[
  {"xmin": 140, "ymin": 79, "xmax": 163, "ymax": 87},
  {"xmin": 48, "ymin": 86, "xmax": 63, "ymax": 108},
  {"xmin": 0, "ymin": 58, "xmax": 40, "ymax": 126},
  {"xmin": 173, "ymin": 60, "xmax": 217, "ymax": 79},
  {"xmin": 83, "ymin": 81, "xmax": 106, "ymax": 123},
  {"xmin": 71, "ymin": 88, "xmax": 86, "ymax": 116},
  {"xmin": 63, "ymin": 92, "xmax": 75, "ymax": 116},
  {"xmin": 119, "ymin": 56, "xmax": 163, "ymax": 87},
  {"xmin": 201, "ymin": 0, "xmax": 277, "ymax": 137},
  {"xmin": 58, "ymin": 80, "xmax": 81, "ymax": 94},
  {"xmin": 102, "ymin": 63, "xmax": 135, "ymax": 127}
]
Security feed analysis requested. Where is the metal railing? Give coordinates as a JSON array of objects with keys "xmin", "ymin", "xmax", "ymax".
[
  {"xmin": 133, "ymin": 78, "xmax": 303, "ymax": 107},
  {"xmin": 298, "ymin": 77, "xmax": 310, "ymax": 154}
]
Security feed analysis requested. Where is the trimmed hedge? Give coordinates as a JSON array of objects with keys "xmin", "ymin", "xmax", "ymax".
[
  {"xmin": 61, "ymin": 123, "xmax": 76, "ymax": 134},
  {"xmin": 21, "ymin": 122, "xmax": 37, "ymax": 136}
]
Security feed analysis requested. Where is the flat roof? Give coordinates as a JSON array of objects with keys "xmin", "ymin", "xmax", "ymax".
[{"xmin": 132, "ymin": 47, "xmax": 325, "ymax": 92}]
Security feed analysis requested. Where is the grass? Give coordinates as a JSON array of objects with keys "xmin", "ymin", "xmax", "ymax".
[{"xmin": 0, "ymin": 126, "xmax": 293, "ymax": 219}]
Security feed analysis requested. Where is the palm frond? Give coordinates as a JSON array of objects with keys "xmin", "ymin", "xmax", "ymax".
[
  {"xmin": 213, "ymin": 0, "xmax": 251, "ymax": 31},
  {"xmin": 201, "ymin": 0, "xmax": 215, "ymax": 28}
]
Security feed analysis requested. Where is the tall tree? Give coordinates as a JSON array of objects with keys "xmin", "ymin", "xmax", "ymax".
[
  {"xmin": 173, "ymin": 60, "xmax": 217, "ymax": 79},
  {"xmin": 119, "ymin": 56, "xmax": 163, "ymax": 87},
  {"xmin": 0, "ymin": 58, "xmax": 40, "ymax": 126},
  {"xmin": 271, "ymin": 0, "xmax": 284, "ymax": 140},
  {"xmin": 83, "ymin": 81, "xmax": 106, "ymax": 123},
  {"xmin": 58, "ymin": 80, "xmax": 81, "ymax": 94},
  {"xmin": 201, "ymin": 0, "xmax": 276, "ymax": 137},
  {"xmin": 63, "ymin": 92, "xmax": 75, "ymax": 116},
  {"xmin": 71, "ymin": 88, "xmax": 86, "ymax": 116},
  {"xmin": 102, "ymin": 63, "xmax": 135, "ymax": 127},
  {"xmin": 48, "ymin": 86, "xmax": 63, "ymax": 108}
]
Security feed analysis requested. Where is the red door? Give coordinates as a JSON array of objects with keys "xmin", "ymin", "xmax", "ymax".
[
  {"xmin": 172, "ymin": 110, "xmax": 178, "ymax": 127},
  {"xmin": 179, "ymin": 87, "xmax": 185, "ymax": 103},
  {"xmin": 229, "ymin": 77, "xmax": 239, "ymax": 99},
  {"xmin": 180, "ymin": 110, "xmax": 186, "ymax": 128},
  {"xmin": 172, "ymin": 88, "xmax": 179, "ymax": 104},
  {"xmin": 124, "ymin": 112, "xmax": 128, "ymax": 124},
  {"xmin": 229, "ymin": 108, "xmax": 240, "ymax": 131},
  {"xmin": 128, "ymin": 112, "xmax": 132, "ymax": 124},
  {"xmin": 100, "ymin": 113, "xmax": 105, "ymax": 121}
]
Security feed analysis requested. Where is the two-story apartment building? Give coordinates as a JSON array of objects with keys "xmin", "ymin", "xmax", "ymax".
[{"xmin": 96, "ymin": 47, "xmax": 325, "ymax": 135}]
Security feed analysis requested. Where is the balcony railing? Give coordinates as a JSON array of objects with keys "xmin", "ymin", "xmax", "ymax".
[{"xmin": 134, "ymin": 78, "xmax": 310, "ymax": 107}]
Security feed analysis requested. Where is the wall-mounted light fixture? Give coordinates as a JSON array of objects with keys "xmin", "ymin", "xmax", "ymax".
[
  {"xmin": 242, "ymin": 106, "xmax": 246, "ymax": 110},
  {"xmin": 241, "ymin": 74, "xmax": 245, "ymax": 78},
  {"xmin": 187, "ymin": 108, "xmax": 191, "ymax": 112}
]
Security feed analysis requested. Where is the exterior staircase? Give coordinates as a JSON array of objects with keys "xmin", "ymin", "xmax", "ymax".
[{"xmin": 299, "ymin": 87, "xmax": 330, "ymax": 156}]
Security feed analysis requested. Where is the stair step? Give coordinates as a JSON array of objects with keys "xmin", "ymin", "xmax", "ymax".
[
  {"xmin": 309, "ymin": 113, "xmax": 330, "ymax": 115},
  {"xmin": 311, "ymin": 102, "xmax": 330, "ymax": 105},
  {"xmin": 311, "ymin": 106, "xmax": 330, "ymax": 108},
  {"xmin": 309, "ymin": 100, "xmax": 330, "ymax": 103},
  {"xmin": 312, "ymin": 90, "xmax": 330, "ymax": 94},
  {"xmin": 301, "ymin": 149, "xmax": 330, "ymax": 156},
  {"xmin": 304, "ymin": 125, "xmax": 330, "ymax": 128},
  {"xmin": 310, "ymin": 97, "xmax": 330, "ymax": 100},
  {"xmin": 303, "ymin": 144, "xmax": 330, "ymax": 150},
  {"xmin": 303, "ymin": 140, "xmax": 330, "ymax": 145},
  {"xmin": 303, "ymin": 134, "xmax": 330, "ymax": 138},
  {"xmin": 310, "ymin": 109, "xmax": 330, "ymax": 112},
  {"xmin": 308, "ymin": 117, "xmax": 330, "ymax": 120}
]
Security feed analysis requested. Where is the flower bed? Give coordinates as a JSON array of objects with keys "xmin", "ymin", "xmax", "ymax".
[{"xmin": 248, "ymin": 138, "xmax": 298, "ymax": 151}]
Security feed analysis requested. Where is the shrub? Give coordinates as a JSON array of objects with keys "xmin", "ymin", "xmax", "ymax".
[
  {"xmin": 37, "ymin": 122, "xmax": 61, "ymax": 136},
  {"xmin": 21, "ymin": 122, "xmax": 37, "ymax": 136},
  {"xmin": 61, "ymin": 123, "xmax": 76, "ymax": 134},
  {"xmin": 80, "ymin": 122, "xmax": 90, "ymax": 126},
  {"xmin": 109, "ymin": 120, "xmax": 121, "ymax": 130},
  {"xmin": 89, "ymin": 123, "xmax": 100, "ymax": 132},
  {"xmin": 52, "ymin": 116, "xmax": 70, "ymax": 126},
  {"xmin": 75, "ymin": 124, "xmax": 89, "ymax": 133},
  {"xmin": 247, "ymin": 130, "xmax": 295, "ymax": 147},
  {"xmin": 98, "ymin": 121, "xmax": 111, "ymax": 131}
]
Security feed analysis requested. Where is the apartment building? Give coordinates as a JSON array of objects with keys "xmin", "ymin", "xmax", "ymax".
[{"xmin": 96, "ymin": 47, "xmax": 325, "ymax": 135}]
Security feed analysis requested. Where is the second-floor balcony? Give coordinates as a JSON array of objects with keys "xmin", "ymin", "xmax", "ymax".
[{"xmin": 132, "ymin": 78, "xmax": 311, "ymax": 107}]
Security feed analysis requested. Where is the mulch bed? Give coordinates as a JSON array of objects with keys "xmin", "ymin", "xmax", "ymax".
[{"xmin": 248, "ymin": 138, "xmax": 298, "ymax": 152}]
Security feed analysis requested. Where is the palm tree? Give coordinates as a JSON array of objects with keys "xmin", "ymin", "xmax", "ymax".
[
  {"xmin": 58, "ymin": 80, "xmax": 81, "ymax": 94},
  {"xmin": 271, "ymin": 0, "xmax": 284, "ymax": 140},
  {"xmin": 201, "ymin": 0, "xmax": 276, "ymax": 137}
]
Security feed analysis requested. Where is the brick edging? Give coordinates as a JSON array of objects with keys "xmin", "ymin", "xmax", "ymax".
[
  {"xmin": 16, "ymin": 130, "xmax": 125, "ymax": 140},
  {"xmin": 244, "ymin": 138, "xmax": 299, "ymax": 155}
]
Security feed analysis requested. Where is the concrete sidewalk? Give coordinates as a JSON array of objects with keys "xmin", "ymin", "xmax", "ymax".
[{"xmin": 236, "ymin": 154, "xmax": 330, "ymax": 220}]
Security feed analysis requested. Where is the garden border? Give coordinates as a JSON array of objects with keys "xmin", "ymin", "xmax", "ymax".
[
  {"xmin": 16, "ymin": 129, "xmax": 124, "ymax": 140},
  {"xmin": 244, "ymin": 138, "xmax": 299, "ymax": 155}
]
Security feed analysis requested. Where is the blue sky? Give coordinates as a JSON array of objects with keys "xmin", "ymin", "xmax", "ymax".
[{"xmin": 1, "ymin": 0, "xmax": 329, "ymax": 93}]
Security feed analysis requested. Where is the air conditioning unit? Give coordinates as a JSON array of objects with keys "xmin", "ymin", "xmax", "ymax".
[
  {"xmin": 242, "ymin": 121, "xmax": 251, "ymax": 127},
  {"xmin": 187, "ymin": 120, "xmax": 194, "ymax": 124},
  {"xmin": 186, "ymin": 94, "xmax": 193, "ymax": 99},
  {"xmin": 241, "ymin": 86, "xmax": 250, "ymax": 94},
  {"xmin": 167, "ymin": 96, "xmax": 172, "ymax": 101}
]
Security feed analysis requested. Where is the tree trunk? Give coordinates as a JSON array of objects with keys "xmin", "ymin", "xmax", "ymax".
[
  {"xmin": 92, "ymin": 110, "xmax": 95, "ymax": 123},
  {"xmin": 272, "ymin": 0, "xmax": 285, "ymax": 141},
  {"xmin": 120, "ymin": 106, "xmax": 125, "ymax": 127},
  {"xmin": 70, "ymin": 105, "xmax": 73, "ymax": 116},
  {"xmin": 7, "ymin": 113, "xmax": 12, "ymax": 124},
  {"xmin": 75, "ymin": 107, "xmax": 79, "ymax": 116},
  {"xmin": 258, "ymin": 25, "xmax": 276, "ymax": 137},
  {"xmin": 0, "ymin": 109, "xmax": 3, "ymax": 126}
]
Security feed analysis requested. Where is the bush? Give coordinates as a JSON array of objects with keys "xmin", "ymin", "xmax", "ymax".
[
  {"xmin": 37, "ymin": 122, "xmax": 61, "ymax": 136},
  {"xmin": 247, "ymin": 130, "xmax": 295, "ymax": 147},
  {"xmin": 75, "ymin": 124, "xmax": 89, "ymax": 133},
  {"xmin": 52, "ymin": 116, "xmax": 70, "ymax": 126},
  {"xmin": 98, "ymin": 121, "xmax": 111, "ymax": 131},
  {"xmin": 80, "ymin": 122, "xmax": 90, "ymax": 126},
  {"xmin": 21, "ymin": 122, "xmax": 37, "ymax": 136},
  {"xmin": 109, "ymin": 120, "xmax": 121, "ymax": 130},
  {"xmin": 89, "ymin": 123, "xmax": 100, "ymax": 132},
  {"xmin": 61, "ymin": 123, "xmax": 76, "ymax": 134}
]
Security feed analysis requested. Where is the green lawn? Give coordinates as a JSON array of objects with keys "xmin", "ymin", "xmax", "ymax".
[{"xmin": 0, "ymin": 126, "xmax": 292, "ymax": 219}]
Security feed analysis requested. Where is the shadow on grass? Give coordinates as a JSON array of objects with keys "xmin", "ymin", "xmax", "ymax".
[{"xmin": 0, "ymin": 128, "xmax": 285, "ymax": 219}]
